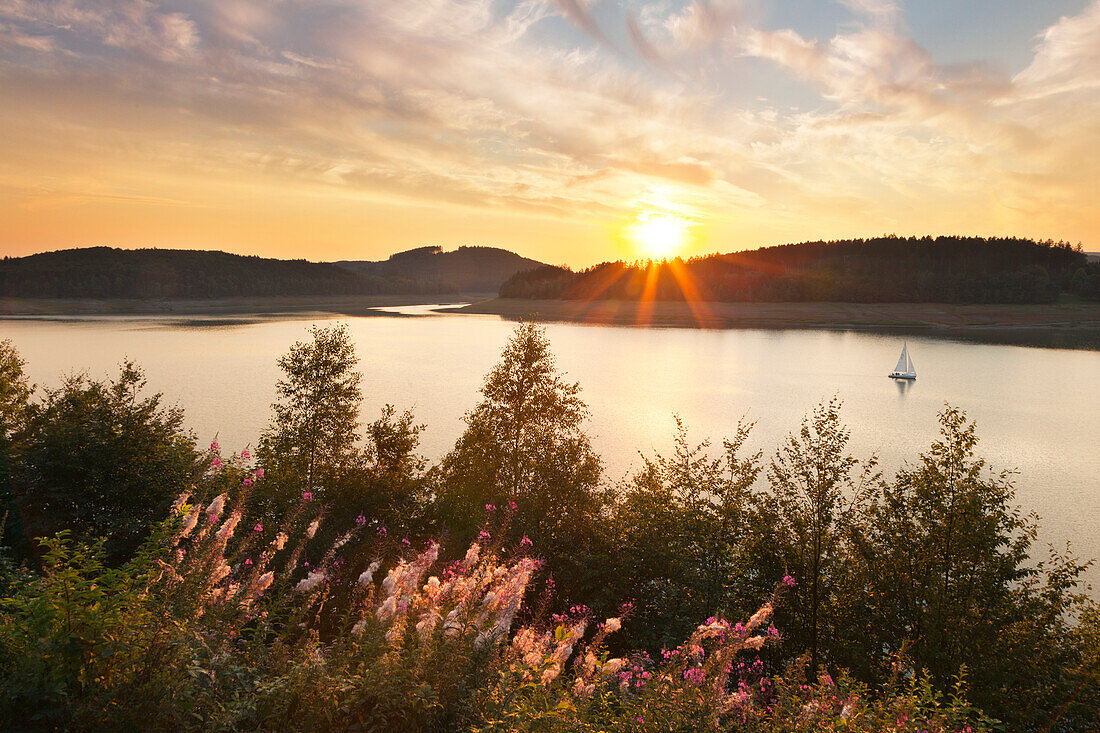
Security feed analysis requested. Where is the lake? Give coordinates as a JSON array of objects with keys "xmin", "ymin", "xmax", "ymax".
[{"xmin": 4, "ymin": 305, "xmax": 1099, "ymax": 590}]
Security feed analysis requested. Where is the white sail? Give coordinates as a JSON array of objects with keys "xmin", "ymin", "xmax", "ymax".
[
  {"xmin": 906, "ymin": 351, "xmax": 915, "ymax": 375},
  {"xmin": 893, "ymin": 344, "xmax": 909, "ymax": 374}
]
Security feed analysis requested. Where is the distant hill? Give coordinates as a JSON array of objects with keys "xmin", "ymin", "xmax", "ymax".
[
  {"xmin": 335, "ymin": 245, "xmax": 544, "ymax": 293},
  {"xmin": 501, "ymin": 236, "xmax": 1100, "ymax": 304},
  {"xmin": 0, "ymin": 247, "xmax": 452, "ymax": 300}
]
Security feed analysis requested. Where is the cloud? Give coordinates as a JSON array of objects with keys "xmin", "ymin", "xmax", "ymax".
[
  {"xmin": 0, "ymin": 0, "xmax": 1095, "ymax": 259},
  {"xmin": 549, "ymin": 0, "xmax": 609, "ymax": 45},
  {"xmin": 1013, "ymin": 0, "xmax": 1100, "ymax": 99}
]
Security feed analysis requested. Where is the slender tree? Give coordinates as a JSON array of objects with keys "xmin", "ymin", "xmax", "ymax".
[
  {"xmin": 754, "ymin": 398, "xmax": 877, "ymax": 675},
  {"xmin": 433, "ymin": 323, "xmax": 603, "ymax": 599},
  {"xmin": 257, "ymin": 323, "xmax": 363, "ymax": 508}
]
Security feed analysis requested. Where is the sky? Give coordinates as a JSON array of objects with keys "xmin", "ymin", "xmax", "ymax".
[{"xmin": 0, "ymin": 0, "xmax": 1097, "ymax": 267}]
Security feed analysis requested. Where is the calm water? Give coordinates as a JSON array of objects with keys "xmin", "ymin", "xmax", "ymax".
[{"xmin": 4, "ymin": 306, "xmax": 1099, "ymax": 590}]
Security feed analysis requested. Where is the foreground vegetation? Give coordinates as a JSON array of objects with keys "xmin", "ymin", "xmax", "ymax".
[{"xmin": 0, "ymin": 326, "xmax": 1097, "ymax": 730}]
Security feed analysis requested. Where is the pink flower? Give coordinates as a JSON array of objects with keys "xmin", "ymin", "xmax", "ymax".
[
  {"xmin": 519, "ymin": 535, "xmax": 533, "ymax": 548},
  {"xmin": 211, "ymin": 457, "xmax": 222, "ymax": 468},
  {"xmin": 485, "ymin": 503, "xmax": 496, "ymax": 512},
  {"xmin": 242, "ymin": 477, "xmax": 253, "ymax": 488},
  {"xmin": 240, "ymin": 449, "xmax": 251, "ymax": 460},
  {"xmin": 253, "ymin": 468, "xmax": 264, "ymax": 479},
  {"xmin": 253, "ymin": 523, "xmax": 263, "ymax": 532},
  {"xmin": 478, "ymin": 530, "xmax": 491, "ymax": 542},
  {"xmin": 376, "ymin": 526, "xmax": 387, "ymax": 537},
  {"xmin": 355, "ymin": 515, "xmax": 366, "ymax": 525},
  {"xmin": 210, "ymin": 440, "xmax": 219, "ymax": 452},
  {"xmin": 782, "ymin": 575, "xmax": 796, "ymax": 587},
  {"xmin": 508, "ymin": 500, "xmax": 517, "ymax": 511},
  {"xmin": 401, "ymin": 538, "xmax": 411, "ymax": 546},
  {"xmin": 244, "ymin": 558, "xmax": 253, "ymax": 566},
  {"xmin": 302, "ymin": 491, "xmax": 312, "ymax": 502}
]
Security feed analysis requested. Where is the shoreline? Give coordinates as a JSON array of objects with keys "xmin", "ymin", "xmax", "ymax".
[
  {"xmin": 0, "ymin": 294, "xmax": 485, "ymax": 318},
  {"xmin": 3, "ymin": 294, "xmax": 1100, "ymax": 349},
  {"xmin": 453, "ymin": 298, "xmax": 1100, "ymax": 349}
]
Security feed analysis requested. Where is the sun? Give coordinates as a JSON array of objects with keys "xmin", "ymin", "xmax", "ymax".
[{"xmin": 628, "ymin": 211, "xmax": 690, "ymax": 259}]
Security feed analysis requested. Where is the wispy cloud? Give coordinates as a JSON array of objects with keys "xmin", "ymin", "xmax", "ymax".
[{"xmin": 0, "ymin": 0, "xmax": 1095, "ymax": 262}]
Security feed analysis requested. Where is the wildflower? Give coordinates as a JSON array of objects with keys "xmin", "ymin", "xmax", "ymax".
[
  {"xmin": 355, "ymin": 514, "xmax": 366, "ymax": 525},
  {"xmin": 273, "ymin": 532, "xmax": 288, "ymax": 550},
  {"xmin": 746, "ymin": 602, "xmax": 773, "ymax": 631},
  {"xmin": 477, "ymin": 530, "xmax": 491, "ymax": 542},
  {"xmin": 782, "ymin": 574, "xmax": 796, "ymax": 587},
  {"xmin": 216, "ymin": 512, "xmax": 242, "ymax": 542},
  {"xmin": 211, "ymin": 457, "xmax": 222, "ymax": 469},
  {"xmin": 744, "ymin": 636, "xmax": 767, "ymax": 650},
  {"xmin": 507, "ymin": 500, "xmax": 517, "ymax": 511},
  {"xmin": 254, "ymin": 571, "xmax": 274, "ymax": 595},
  {"xmin": 242, "ymin": 477, "xmax": 252, "ymax": 488},
  {"xmin": 376, "ymin": 595, "xmax": 397, "ymax": 621},
  {"xmin": 211, "ymin": 561, "xmax": 231, "ymax": 584},
  {"xmin": 401, "ymin": 538, "xmax": 411, "ymax": 546},
  {"xmin": 206, "ymin": 493, "xmax": 227, "ymax": 517},
  {"xmin": 684, "ymin": 667, "xmax": 706, "ymax": 685},
  {"xmin": 519, "ymin": 535, "xmax": 533, "ymax": 548},
  {"xmin": 381, "ymin": 564, "xmax": 405, "ymax": 595},
  {"xmin": 240, "ymin": 449, "xmax": 250, "ymax": 460},
  {"xmin": 244, "ymin": 558, "xmax": 253, "ymax": 566},
  {"xmin": 485, "ymin": 503, "xmax": 496, "ymax": 512},
  {"xmin": 295, "ymin": 571, "xmax": 326, "ymax": 593},
  {"xmin": 253, "ymin": 522, "xmax": 263, "ymax": 533},
  {"xmin": 302, "ymin": 491, "xmax": 312, "ymax": 502},
  {"xmin": 177, "ymin": 506, "xmax": 200, "ymax": 541},
  {"xmin": 540, "ymin": 662, "xmax": 562, "ymax": 685},
  {"xmin": 376, "ymin": 525, "xmax": 387, "ymax": 537},
  {"xmin": 210, "ymin": 440, "xmax": 219, "ymax": 451},
  {"xmin": 358, "ymin": 560, "xmax": 381, "ymax": 588},
  {"xmin": 253, "ymin": 468, "xmax": 264, "ymax": 479},
  {"xmin": 306, "ymin": 519, "xmax": 320, "ymax": 538}
]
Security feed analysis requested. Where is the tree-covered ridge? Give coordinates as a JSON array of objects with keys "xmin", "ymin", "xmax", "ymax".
[
  {"xmin": 336, "ymin": 245, "xmax": 546, "ymax": 293},
  {"xmin": 501, "ymin": 236, "xmax": 1100, "ymax": 303},
  {"xmin": 0, "ymin": 247, "xmax": 453, "ymax": 299}
]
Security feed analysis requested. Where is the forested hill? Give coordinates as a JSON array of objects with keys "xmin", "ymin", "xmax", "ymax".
[
  {"xmin": 501, "ymin": 236, "xmax": 1100, "ymax": 304},
  {"xmin": 336, "ymin": 245, "xmax": 544, "ymax": 293},
  {"xmin": 0, "ymin": 247, "xmax": 453, "ymax": 299}
]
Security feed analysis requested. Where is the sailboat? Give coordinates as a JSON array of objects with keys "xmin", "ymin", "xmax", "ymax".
[{"xmin": 889, "ymin": 342, "xmax": 916, "ymax": 380}]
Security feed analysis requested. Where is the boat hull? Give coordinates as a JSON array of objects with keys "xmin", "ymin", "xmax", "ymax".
[{"xmin": 889, "ymin": 373, "xmax": 916, "ymax": 380}]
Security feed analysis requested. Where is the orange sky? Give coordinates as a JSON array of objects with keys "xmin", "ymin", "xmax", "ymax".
[{"xmin": 1, "ymin": 1, "xmax": 1097, "ymax": 266}]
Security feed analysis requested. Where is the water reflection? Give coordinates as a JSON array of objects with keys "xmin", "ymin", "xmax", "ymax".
[{"xmin": 892, "ymin": 377, "xmax": 913, "ymax": 396}]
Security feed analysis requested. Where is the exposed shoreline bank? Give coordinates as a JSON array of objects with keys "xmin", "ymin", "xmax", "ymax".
[
  {"xmin": 453, "ymin": 298, "xmax": 1100, "ymax": 349},
  {"xmin": 3, "ymin": 295, "xmax": 1100, "ymax": 349},
  {"xmin": 0, "ymin": 294, "xmax": 483, "ymax": 318}
]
